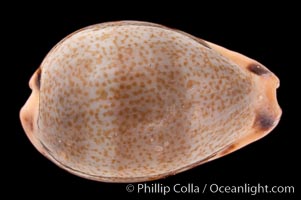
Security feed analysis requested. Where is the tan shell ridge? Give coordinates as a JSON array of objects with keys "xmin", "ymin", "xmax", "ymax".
[{"xmin": 20, "ymin": 21, "xmax": 281, "ymax": 183}]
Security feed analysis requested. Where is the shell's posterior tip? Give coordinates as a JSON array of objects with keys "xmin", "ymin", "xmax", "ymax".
[{"xmin": 252, "ymin": 70, "xmax": 282, "ymax": 139}]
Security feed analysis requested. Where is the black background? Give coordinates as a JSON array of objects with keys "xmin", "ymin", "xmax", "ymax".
[{"xmin": 8, "ymin": 3, "xmax": 299, "ymax": 200}]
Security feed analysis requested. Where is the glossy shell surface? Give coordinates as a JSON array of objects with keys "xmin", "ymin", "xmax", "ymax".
[{"xmin": 20, "ymin": 21, "xmax": 281, "ymax": 182}]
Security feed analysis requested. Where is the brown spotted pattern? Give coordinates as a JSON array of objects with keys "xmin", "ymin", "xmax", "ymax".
[{"xmin": 20, "ymin": 21, "xmax": 281, "ymax": 182}]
